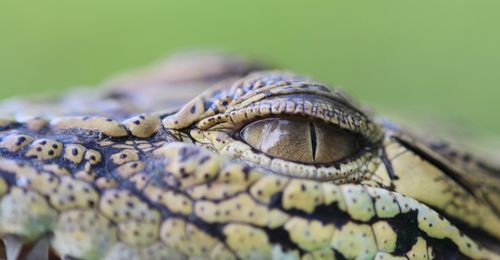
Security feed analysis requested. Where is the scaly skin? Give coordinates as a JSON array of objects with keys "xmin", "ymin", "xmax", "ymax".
[{"xmin": 0, "ymin": 52, "xmax": 498, "ymax": 259}]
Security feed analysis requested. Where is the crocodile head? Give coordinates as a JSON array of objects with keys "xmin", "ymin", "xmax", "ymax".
[{"xmin": 0, "ymin": 51, "xmax": 498, "ymax": 259}]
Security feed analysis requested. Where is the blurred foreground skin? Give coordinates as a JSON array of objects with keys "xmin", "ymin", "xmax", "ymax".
[{"xmin": 0, "ymin": 51, "xmax": 498, "ymax": 260}]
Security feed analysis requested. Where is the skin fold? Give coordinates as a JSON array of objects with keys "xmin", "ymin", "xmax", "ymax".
[{"xmin": 0, "ymin": 51, "xmax": 498, "ymax": 260}]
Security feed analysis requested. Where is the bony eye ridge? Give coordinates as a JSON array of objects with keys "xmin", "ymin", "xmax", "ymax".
[{"xmin": 240, "ymin": 117, "xmax": 361, "ymax": 164}]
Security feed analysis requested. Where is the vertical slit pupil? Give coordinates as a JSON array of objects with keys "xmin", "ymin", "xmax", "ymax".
[{"xmin": 309, "ymin": 121, "xmax": 317, "ymax": 161}]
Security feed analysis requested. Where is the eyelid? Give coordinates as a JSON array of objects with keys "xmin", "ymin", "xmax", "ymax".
[{"xmin": 196, "ymin": 93, "xmax": 382, "ymax": 143}]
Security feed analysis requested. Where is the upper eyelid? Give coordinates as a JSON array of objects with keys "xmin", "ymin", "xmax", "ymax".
[
  {"xmin": 195, "ymin": 93, "xmax": 382, "ymax": 143},
  {"xmin": 226, "ymin": 84, "xmax": 361, "ymax": 115},
  {"xmin": 162, "ymin": 72, "xmax": 363, "ymax": 130}
]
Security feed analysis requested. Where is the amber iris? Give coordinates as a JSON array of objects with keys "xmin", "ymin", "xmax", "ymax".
[{"xmin": 241, "ymin": 118, "xmax": 361, "ymax": 164}]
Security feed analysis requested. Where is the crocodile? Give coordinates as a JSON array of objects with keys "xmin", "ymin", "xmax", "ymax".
[{"xmin": 0, "ymin": 51, "xmax": 498, "ymax": 260}]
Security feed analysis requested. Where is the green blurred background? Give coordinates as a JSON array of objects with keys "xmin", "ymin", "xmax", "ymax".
[{"xmin": 0, "ymin": 1, "xmax": 499, "ymax": 136}]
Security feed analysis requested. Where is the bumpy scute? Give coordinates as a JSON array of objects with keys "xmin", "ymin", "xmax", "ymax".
[{"xmin": 52, "ymin": 210, "xmax": 117, "ymax": 259}]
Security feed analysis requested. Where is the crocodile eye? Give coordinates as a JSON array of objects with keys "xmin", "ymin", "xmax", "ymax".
[{"xmin": 241, "ymin": 117, "xmax": 361, "ymax": 164}]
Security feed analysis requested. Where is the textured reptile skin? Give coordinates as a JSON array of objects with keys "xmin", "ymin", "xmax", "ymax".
[{"xmin": 0, "ymin": 52, "xmax": 498, "ymax": 259}]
